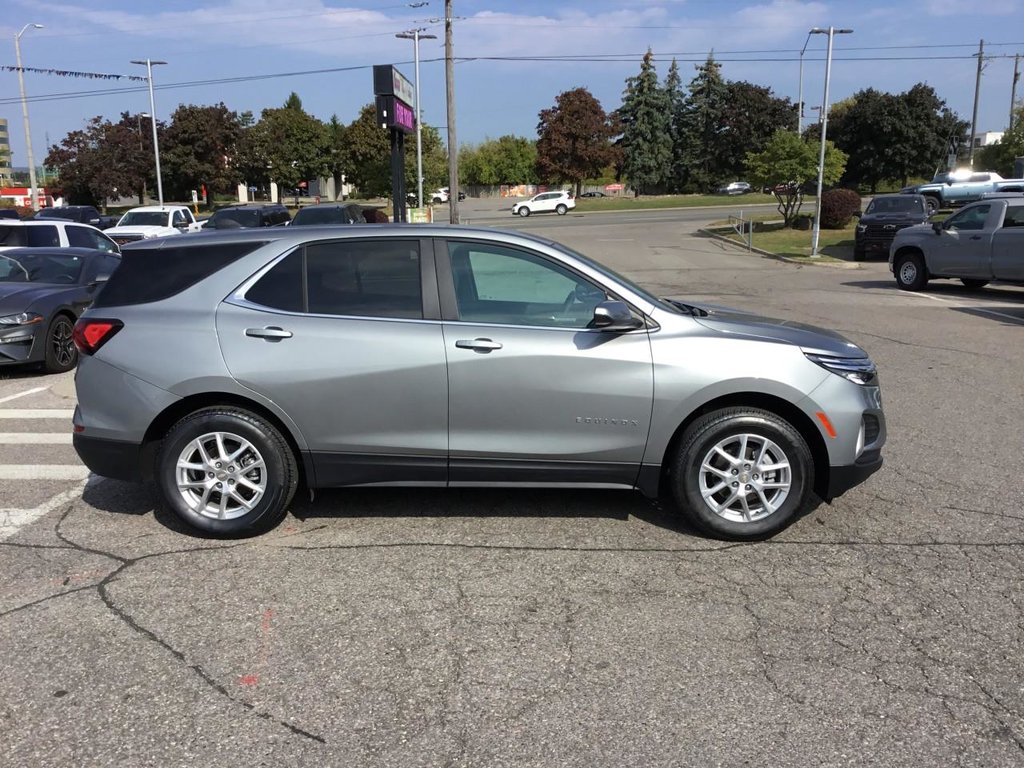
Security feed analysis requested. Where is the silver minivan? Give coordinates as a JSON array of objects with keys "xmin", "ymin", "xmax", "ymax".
[{"xmin": 72, "ymin": 226, "xmax": 885, "ymax": 539}]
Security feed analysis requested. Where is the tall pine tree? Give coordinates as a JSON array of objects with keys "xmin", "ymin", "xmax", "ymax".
[
  {"xmin": 617, "ymin": 49, "xmax": 672, "ymax": 195},
  {"xmin": 677, "ymin": 53, "xmax": 728, "ymax": 192},
  {"xmin": 664, "ymin": 58, "xmax": 687, "ymax": 193}
]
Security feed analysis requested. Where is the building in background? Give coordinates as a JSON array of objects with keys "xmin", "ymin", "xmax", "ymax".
[
  {"xmin": 971, "ymin": 131, "xmax": 1005, "ymax": 148},
  {"xmin": 0, "ymin": 119, "xmax": 11, "ymax": 187}
]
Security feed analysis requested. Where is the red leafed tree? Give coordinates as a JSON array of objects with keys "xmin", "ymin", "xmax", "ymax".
[{"xmin": 536, "ymin": 88, "xmax": 618, "ymax": 196}]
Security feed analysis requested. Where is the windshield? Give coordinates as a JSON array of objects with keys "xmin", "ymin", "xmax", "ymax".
[
  {"xmin": 35, "ymin": 209, "xmax": 77, "ymax": 220},
  {"xmin": 211, "ymin": 209, "xmax": 260, "ymax": 228},
  {"xmin": 548, "ymin": 241, "xmax": 683, "ymax": 314},
  {"xmin": 0, "ymin": 252, "xmax": 84, "ymax": 283},
  {"xmin": 292, "ymin": 207, "xmax": 355, "ymax": 226},
  {"xmin": 118, "ymin": 211, "xmax": 169, "ymax": 227},
  {"xmin": 866, "ymin": 197, "xmax": 924, "ymax": 215}
]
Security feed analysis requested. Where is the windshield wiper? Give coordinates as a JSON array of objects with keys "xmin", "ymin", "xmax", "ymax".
[{"xmin": 665, "ymin": 299, "xmax": 708, "ymax": 317}]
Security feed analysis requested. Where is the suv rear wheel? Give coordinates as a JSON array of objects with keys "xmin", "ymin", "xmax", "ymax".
[
  {"xmin": 670, "ymin": 408, "xmax": 814, "ymax": 539},
  {"xmin": 556, "ymin": 204, "xmax": 568, "ymax": 215},
  {"xmin": 156, "ymin": 407, "xmax": 297, "ymax": 535}
]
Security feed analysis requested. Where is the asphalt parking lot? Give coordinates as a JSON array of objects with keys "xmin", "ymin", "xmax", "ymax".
[{"xmin": 1, "ymin": 210, "xmax": 1023, "ymax": 766}]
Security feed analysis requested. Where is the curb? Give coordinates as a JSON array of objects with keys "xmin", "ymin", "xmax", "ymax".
[{"xmin": 697, "ymin": 229, "xmax": 862, "ymax": 270}]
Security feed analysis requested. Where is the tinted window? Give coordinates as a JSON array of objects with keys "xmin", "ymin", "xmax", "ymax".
[
  {"xmin": 66, "ymin": 226, "xmax": 96, "ymax": 248},
  {"xmin": 118, "ymin": 211, "xmax": 168, "ymax": 226},
  {"xmin": 246, "ymin": 251, "xmax": 304, "ymax": 312},
  {"xmin": 1002, "ymin": 206, "xmax": 1024, "ymax": 228},
  {"xmin": 291, "ymin": 206, "xmax": 357, "ymax": 226},
  {"xmin": 210, "ymin": 209, "xmax": 260, "ymax": 228},
  {"xmin": 27, "ymin": 226, "xmax": 60, "ymax": 247},
  {"xmin": 0, "ymin": 251, "xmax": 84, "ymax": 283},
  {"xmin": 0, "ymin": 226, "xmax": 26, "ymax": 247},
  {"xmin": 35, "ymin": 208, "xmax": 77, "ymax": 221},
  {"xmin": 448, "ymin": 242, "xmax": 606, "ymax": 328},
  {"xmin": 866, "ymin": 197, "xmax": 924, "ymax": 214},
  {"xmin": 946, "ymin": 205, "xmax": 991, "ymax": 232},
  {"xmin": 306, "ymin": 240, "xmax": 421, "ymax": 318},
  {"xmin": 92, "ymin": 242, "xmax": 267, "ymax": 307}
]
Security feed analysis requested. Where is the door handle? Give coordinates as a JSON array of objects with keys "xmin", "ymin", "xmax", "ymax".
[
  {"xmin": 455, "ymin": 338, "xmax": 503, "ymax": 352},
  {"xmin": 245, "ymin": 326, "xmax": 293, "ymax": 340},
  {"xmin": 969, "ymin": 235, "xmax": 982, "ymax": 240}
]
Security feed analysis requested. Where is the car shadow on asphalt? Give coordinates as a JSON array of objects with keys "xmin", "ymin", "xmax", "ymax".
[
  {"xmin": 843, "ymin": 279, "xmax": 1024, "ymax": 302},
  {"xmin": 951, "ymin": 306, "xmax": 1024, "ymax": 325}
]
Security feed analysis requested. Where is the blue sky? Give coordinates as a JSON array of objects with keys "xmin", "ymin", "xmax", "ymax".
[{"xmin": 2, "ymin": 0, "xmax": 1022, "ymax": 173}]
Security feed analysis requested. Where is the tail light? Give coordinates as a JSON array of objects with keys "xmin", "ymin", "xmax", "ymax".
[{"xmin": 73, "ymin": 318, "xmax": 123, "ymax": 355}]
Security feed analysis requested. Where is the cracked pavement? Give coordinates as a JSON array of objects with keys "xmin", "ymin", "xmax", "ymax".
[{"xmin": 1, "ymin": 212, "xmax": 1022, "ymax": 766}]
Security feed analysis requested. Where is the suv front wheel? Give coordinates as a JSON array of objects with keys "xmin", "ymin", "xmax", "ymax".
[
  {"xmin": 670, "ymin": 408, "xmax": 814, "ymax": 539},
  {"xmin": 155, "ymin": 407, "xmax": 298, "ymax": 535}
]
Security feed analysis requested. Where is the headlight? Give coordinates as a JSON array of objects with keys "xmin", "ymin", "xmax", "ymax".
[
  {"xmin": 0, "ymin": 311, "xmax": 43, "ymax": 326},
  {"xmin": 805, "ymin": 352, "xmax": 877, "ymax": 386},
  {"xmin": 856, "ymin": 224, "xmax": 867, "ymax": 233}
]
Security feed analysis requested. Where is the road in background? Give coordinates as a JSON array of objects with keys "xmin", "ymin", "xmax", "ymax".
[{"xmin": 1, "ymin": 216, "xmax": 1023, "ymax": 766}]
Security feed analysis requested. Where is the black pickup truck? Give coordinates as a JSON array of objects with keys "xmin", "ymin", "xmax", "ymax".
[
  {"xmin": 854, "ymin": 194, "xmax": 930, "ymax": 260},
  {"xmin": 33, "ymin": 205, "xmax": 118, "ymax": 230}
]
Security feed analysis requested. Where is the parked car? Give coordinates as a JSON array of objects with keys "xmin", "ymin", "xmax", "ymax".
[
  {"xmin": 71, "ymin": 226, "xmax": 885, "ymax": 539},
  {"xmin": 579, "ymin": 191, "xmax": 607, "ymax": 198},
  {"xmin": 511, "ymin": 191, "xmax": 576, "ymax": 217},
  {"xmin": 204, "ymin": 204, "xmax": 290, "ymax": 229},
  {"xmin": 901, "ymin": 170, "xmax": 1024, "ymax": 214},
  {"xmin": 430, "ymin": 188, "xmax": 466, "ymax": 204},
  {"xmin": 0, "ymin": 247, "xmax": 121, "ymax": 372},
  {"xmin": 0, "ymin": 209, "xmax": 21, "ymax": 220},
  {"xmin": 105, "ymin": 205, "xmax": 202, "ymax": 245},
  {"xmin": 290, "ymin": 203, "xmax": 365, "ymax": 226},
  {"xmin": 853, "ymin": 194, "xmax": 930, "ymax": 261},
  {"xmin": 0, "ymin": 220, "xmax": 120, "ymax": 254},
  {"xmin": 889, "ymin": 196, "xmax": 1024, "ymax": 291},
  {"xmin": 33, "ymin": 205, "xmax": 118, "ymax": 230},
  {"xmin": 717, "ymin": 181, "xmax": 752, "ymax": 195}
]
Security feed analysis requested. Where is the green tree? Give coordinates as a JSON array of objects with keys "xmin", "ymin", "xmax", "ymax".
[
  {"xmin": 460, "ymin": 135, "xmax": 537, "ymax": 185},
  {"xmin": 339, "ymin": 104, "xmax": 391, "ymax": 197},
  {"xmin": 676, "ymin": 53, "xmax": 728, "ymax": 192},
  {"xmin": 663, "ymin": 58, "xmax": 687, "ymax": 192},
  {"xmin": 537, "ymin": 87, "xmax": 617, "ymax": 196},
  {"xmin": 45, "ymin": 116, "xmax": 151, "ymax": 207},
  {"xmin": 714, "ymin": 82, "xmax": 796, "ymax": 183},
  {"xmin": 745, "ymin": 129, "xmax": 847, "ymax": 226},
  {"xmin": 977, "ymin": 105, "xmax": 1024, "ymax": 175},
  {"xmin": 617, "ymin": 50, "xmax": 672, "ymax": 195},
  {"xmin": 234, "ymin": 94, "xmax": 330, "ymax": 191},
  {"xmin": 160, "ymin": 103, "xmax": 242, "ymax": 200}
]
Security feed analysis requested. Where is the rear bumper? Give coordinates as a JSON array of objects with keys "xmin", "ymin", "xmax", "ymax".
[
  {"xmin": 73, "ymin": 433, "xmax": 144, "ymax": 483},
  {"xmin": 826, "ymin": 449, "xmax": 883, "ymax": 500}
]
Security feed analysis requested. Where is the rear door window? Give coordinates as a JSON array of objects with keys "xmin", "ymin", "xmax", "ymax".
[{"xmin": 26, "ymin": 226, "xmax": 60, "ymax": 247}]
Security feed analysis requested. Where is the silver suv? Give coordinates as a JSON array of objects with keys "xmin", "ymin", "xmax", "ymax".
[{"xmin": 72, "ymin": 226, "xmax": 885, "ymax": 539}]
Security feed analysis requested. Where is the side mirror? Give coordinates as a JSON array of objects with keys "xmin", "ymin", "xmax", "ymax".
[
  {"xmin": 591, "ymin": 300, "xmax": 644, "ymax": 332},
  {"xmin": 89, "ymin": 274, "xmax": 110, "ymax": 290},
  {"xmin": 932, "ymin": 221, "xmax": 943, "ymax": 234}
]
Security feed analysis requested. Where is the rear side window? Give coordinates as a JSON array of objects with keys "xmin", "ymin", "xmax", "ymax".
[
  {"xmin": 92, "ymin": 242, "xmax": 266, "ymax": 307},
  {"xmin": 0, "ymin": 226, "xmax": 27, "ymax": 247},
  {"xmin": 27, "ymin": 226, "xmax": 60, "ymax": 247}
]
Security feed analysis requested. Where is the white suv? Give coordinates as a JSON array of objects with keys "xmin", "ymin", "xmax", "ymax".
[
  {"xmin": 0, "ymin": 220, "xmax": 120, "ymax": 253},
  {"xmin": 512, "ymin": 191, "xmax": 575, "ymax": 217}
]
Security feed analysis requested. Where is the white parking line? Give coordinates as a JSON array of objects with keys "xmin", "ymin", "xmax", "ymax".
[
  {"xmin": 0, "ymin": 409, "xmax": 75, "ymax": 419},
  {"xmin": 0, "ymin": 465, "xmax": 90, "ymax": 480},
  {"xmin": 906, "ymin": 291, "xmax": 1024, "ymax": 325},
  {"xmin": 0, "ymin": 477, "xmax": 97, "ymax": 542},
  {"xmin": 0, "ymin": 386, "xmax": 48, "ymax": 405},
  {"xmin": 0, "ymin": 433, "xmax": 72, "ymax": 444}
]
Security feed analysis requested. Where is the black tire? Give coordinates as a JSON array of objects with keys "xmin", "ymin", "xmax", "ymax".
[
  {"xmin": 853, "ymin": 245, "xmax": 866, "ymax": 262},
  {"xmin": 894, "ymin": 252, "xmax": 928, "ymax": 291},
  {"xmin": 924, "ymin": 196, "xmax": 940, "ymax": 215},
  {"xmin": 43, "ymin": 314, "xmax": 78, "ymax": 374},
  {"xmin": 518, "ymin": 207, "xmax": 530, "ymax": 217},
  {"xmin": 555, "ymin": 204, "xmax": 568, "ymax": 215},
  {"xmin": 155, "ymin": 407, "xmax": 298, "ymax": 536},
  {"xmin": 960, "ymin": 278, "xmax": 989, "ymax": 289},
  {"xmin": 669, "ymin": 407, "xmax": 814, "ymax": 539}
]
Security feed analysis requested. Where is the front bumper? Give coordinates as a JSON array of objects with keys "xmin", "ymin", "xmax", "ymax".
[
  {"xmin": 826, "ymin": 449, "xmax": 883, "ymax": 500},
  {"xmin": 0, "ymin": 323, "xmax": 44, "ymax": 365}
]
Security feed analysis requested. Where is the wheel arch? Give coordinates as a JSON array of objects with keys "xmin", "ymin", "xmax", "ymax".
[
  {"xmin": 644, "ymin": 392, "xmax": 830, "ymax": 501},
  {"xmin": 892, "ymin": 244, "xmax": 928, "ymax": 273},
  {"xmin": 139, "ymin": 392, "xmax": 312, "ymax": 486}
]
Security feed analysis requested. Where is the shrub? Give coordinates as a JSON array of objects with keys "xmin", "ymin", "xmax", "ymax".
[{"xmin": 819, "ymin": 188, "xmax": 862, "ymax": 229}]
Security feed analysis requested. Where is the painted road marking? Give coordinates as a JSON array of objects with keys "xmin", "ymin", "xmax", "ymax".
[
  {"xmin": 0, "ymin": 477, "xmax": 99, "ymax": 542},
  {"xmin": 0, "ymin": 386, "xmax": 48, "ymax": 405},
  {"xmin": 0, "ymin": 433, "xmax": 72, "ymax": 444},
  {"xmin": 906, "ymin": 291, "xmax": 1024, "ymax": 325},
  {"xmin": 0, "ymin": 409, "xmax": 75, "ymax": 419},
  {"xmin": 0, "ymin": 465, "xmax": 90, "ymax": 480}
]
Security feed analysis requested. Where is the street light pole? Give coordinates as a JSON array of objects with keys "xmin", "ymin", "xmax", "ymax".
[
  {"xmin": 397, "ymin": 29, "xmax": 437, "ymax": 210},
  {"xmin": 796, "ymin": 30, "xmax": 813, "ymax": 133},
  {"xmin": 131, "ymin": 59, "xmax": 167, "ymax": 207},
  {"xmin": 810, "ymin": 27, "xmax": 852, "ymax": 259},
  {"xmin": 137, "ymin": 112, "xmax": 150, "ymax": 204},
  {"xmin": 15, "ymin": 23, "xmax": 44, "ymax": 212}
]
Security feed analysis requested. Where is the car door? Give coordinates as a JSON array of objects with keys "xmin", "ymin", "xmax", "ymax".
[
  {"xmin": 216, "ymin": 236, "xmax": 449, "ymax": 486},
  {"xmin": 438, "ymin": 238, "xmax": 654, "ymax": 487},
  {"xmin": 533, "ymin": 193, "xmax": 556, "ymax": 213},
  {"xmin": 991, "ymin": 204, "xmax": 1024, "ymax": 281},
  {"xmin": 66, "ymin": 225, "xmax": 120, "ymax": 253},
  {"xmin": 928, "ymin": 204, "xmax": 994, "ymax": 278}
]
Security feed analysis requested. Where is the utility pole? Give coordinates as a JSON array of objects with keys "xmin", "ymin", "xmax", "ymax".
[
  {"xmin": 968, "ymin": 39, "xmax": 984, "ymax": 168},
  {"xmin": 15, "ymin": 23, "xmax": 44, "ymax": 212},
  {"xmin": 1010, "ymin": 54, "xmax": 1021, "ymax": 131},
  {"xmin": 445, "ymin": 0, "xmax": 459, "ymax": 224}
]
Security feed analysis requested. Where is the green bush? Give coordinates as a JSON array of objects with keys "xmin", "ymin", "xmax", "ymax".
[{"xmin": 820, "ymin": 188, "xmax": 861, "ymax": 229}]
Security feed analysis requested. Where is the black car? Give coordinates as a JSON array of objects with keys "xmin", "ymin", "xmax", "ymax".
[
  {"xmin": 205, "ymin": 204, "xmax": 291, "ymax": 229},
  {"xmin": 33, "ymin": 205, "xmax": 118, "ymax": 230},
  {"xmin": 290, "ymin": 203, "xmax": 364, "ymax": 226},
  {"xmin": 854, "ymin": 194, "xmax": 930, "ymax": 261},
  {"xmin": 0, "ymin": 209, "xmax": 20, "ymax": 220},
  {"xmin": 0, "ymin": 247, "xmax": 121, "ymax": 373},
  {"xmin": 579, "ymin": 191, "xmax": 607, "ymax": 198}
]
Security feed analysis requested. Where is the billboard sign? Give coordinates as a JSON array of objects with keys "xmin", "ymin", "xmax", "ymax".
[
  {"xmin": 373, "ymin": 65, "xmax": 415, "ymax": 111},
  {"xmin": 376, "ymin": 95, "xmax": 415, "ymax": 134}
]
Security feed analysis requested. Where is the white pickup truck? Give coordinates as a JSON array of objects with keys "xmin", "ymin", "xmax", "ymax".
[
  {"xmin": 889, "ymin": 196, "xmax": 1024, "ymax": 291},
  {"xmin": 105, "ymin": 205, "xmax": 202, "ymax": 246}
]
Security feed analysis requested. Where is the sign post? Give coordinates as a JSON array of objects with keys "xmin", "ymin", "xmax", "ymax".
[{"xmin": 373, "ymin": 65, "xmax": 416, "ymax": 223}]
